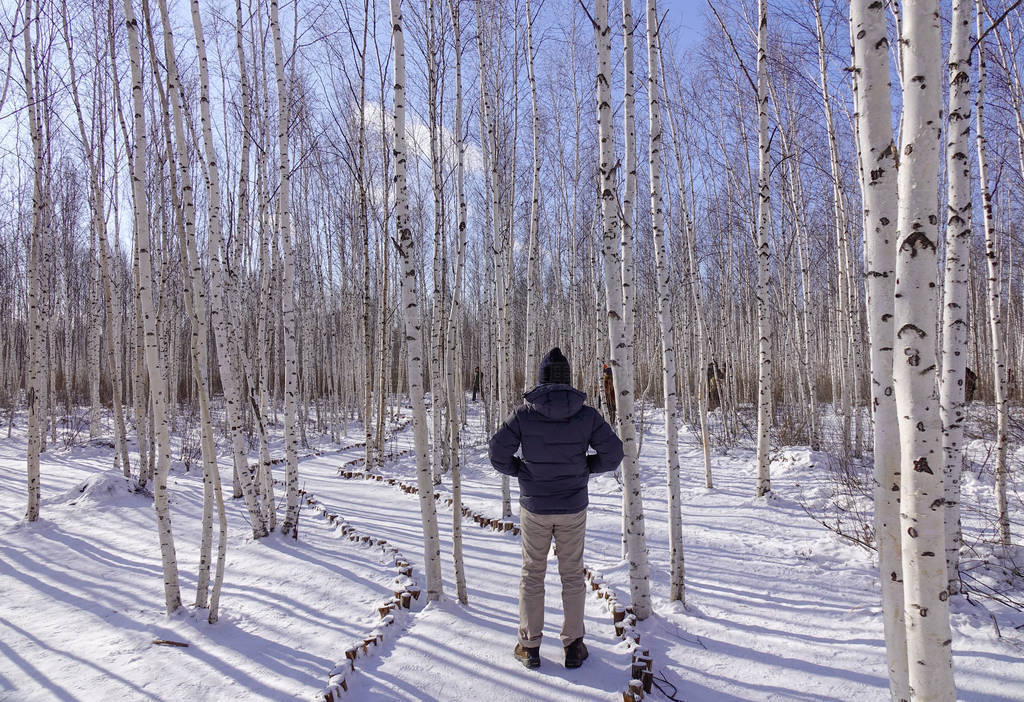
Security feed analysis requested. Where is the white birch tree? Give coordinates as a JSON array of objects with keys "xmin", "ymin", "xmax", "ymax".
[
  {"xmin": 892, "ymin": 1, "xmax": 955, "ymax": 697},
  {"xmin": 849, "ymin": 1, "xmax": 909, "ymax": 696},
  {"xmin": 974, "ymin": 1, "xmax": 1010, "ymax": 550},
  {"xmin": 21, "ymin": 0, "xmax": 43, "ymax": 523},
  {"xmin": 123, "ymin": 0, "xmax": 181, "ymax": 615},
  {"xmin": 939, "ymin": 0, "xmax": 973, "ymax": 595},
  {"xmin": 447, "ymin": 0, "xmax": 469, "ymax": 606},
  {"xmin": 593, "ymin": 0, "xmax": 651, "ymax": 620},
  {"xmin": 754, "ymin": 0, "xmax": 772, "ymax": 497},
  {"xmin": 523, "ymin": 0, "xmax": 541, "ymax": 386},
  {"xmin": 646, "ymin": 0, "xmax": 683, "ymax": 603},
  {"xmin": 390, "ymin": 0, "xmax": 443, "ymax": 602},
  {"xmin": 271, "ymin": 0, "xmax": 301, "ymax": 536}
]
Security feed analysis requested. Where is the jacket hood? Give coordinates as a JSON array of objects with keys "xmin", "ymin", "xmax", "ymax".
[{"xmin": 523, "ymin": 383, "xmax": 587, "ymax": 420}]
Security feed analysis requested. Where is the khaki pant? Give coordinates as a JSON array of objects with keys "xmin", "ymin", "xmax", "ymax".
[{"xmin": 518, "ymin": 507, "xmax": 587, "ymax": 648}]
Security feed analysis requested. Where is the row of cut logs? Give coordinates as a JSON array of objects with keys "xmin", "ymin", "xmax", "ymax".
[
  {"xmin": 338, "ymin": 469, "xmax": 519, "ymax": 538},
  {"xmin": 586, "ymin": 569, "xmax": 655, "ymax": 700},
  {"xmin": 336, "ymin": 467, "xmax": 657, "ymax": 700},
  {"xmin": 279, "ymin": 485, "xmax": 421, "ymax": 702}
]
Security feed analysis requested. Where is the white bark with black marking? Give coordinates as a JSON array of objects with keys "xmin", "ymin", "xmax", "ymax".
[
  {"xmin": 974, "ymin": 2, "xmax": 1010, "ymax": 551},
  {"xmin": 391, "ymin": 0, "xmax": 443, "ymax": 602},
  {"xmin": 754, "ymin": 0, "xmax": 772, "ymax": 497},
  {"xmin": 849, "ymin": 0, "xmax": 909, "ymax": 696},
  {"xmin": 892, "ymin": 2, "xmax": 955, "ymax": 698},
  {"xmin": 594, "ymin": 0, "xmax": 651, "ymax": 620},
  {"xmin": 646, "ymin": 0, "xmax": 684, "ymax": 604},
  {"xmin": 123, "ymin": 0, "xmax": 181, "ymax": 615},
  {"xmin": 940, "ymin": 0, "xmax": 973, "ymax": 596}
]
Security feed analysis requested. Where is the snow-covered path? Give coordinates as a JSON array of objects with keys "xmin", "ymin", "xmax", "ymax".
[
  {"xmin": 1, "ymin": 402, "xmax": 1022, "ymax": 701},
  {"xmin": 300, "ymin": 462, "xmax": 626, "ymax": 700},
  {"xmin": 296, "ymin": 407, "xmax": 1024, "ymax": 701}
]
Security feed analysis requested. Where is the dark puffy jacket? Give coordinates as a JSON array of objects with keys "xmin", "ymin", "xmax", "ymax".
[{"xmin": 488, "ymin": 383, "xmax": 623, "ymax": 514}]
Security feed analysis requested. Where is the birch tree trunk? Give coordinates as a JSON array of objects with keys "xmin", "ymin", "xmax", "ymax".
[
  {"xmin": 974, "ymin": 3, "xmax": 1010, "ymax": 551},
  {"xmin": 60, "ymin": 0, "xmax": 131, "ymax": 476},
  {"xmin": 390, "ymin": 0, "xmax": 443, "ymax": 602},
  {"xmin": 621, "ymin": 0, "xmax": 637, "ymax": 388},
  {"xmin": 754, "ymin": 0, "xmax": 772, "ymax": 497},
  {"xmin": 594, "ymin": 0, "xmax": 651, "ymax": 620},
  {"xmin": 474, "ymin": 4, "xmax": 512, "ymax": 515},
  {"xmin": 939, "ymin": 0, "xmax": 973, "ymax": 595},
  {"xmin": 88, "ymin": 222, "xmax": 101, "ymax": 439},
  {"xmin": 646, "ymin": 0, "xmax": 684, "ymax": 603},
  {"xmin": 123, "ymin": 0, "xmax": 181, "ymax": 614},
  {"xmin": 271, "ymin": 0, "xmax": 301, "ymax": 536},
  {"xmin": 230, "ymin": 0, "xmax": 274, "ymax": 532},
  {"xmin": 22, "ymin": 0, "xmax": 43, "ymax": 522},
  {"xmin": 447, "ymin": 0, "xmax": 469, "ymax": 605},
  {"xmin": 184, "ymin": 0, "xmax": 267, "ymax": 538},
  {"xmin": 523, "ymin": 0, "xmax": 541, "ymax": 386},
  {"xmin": 661, "ymin": 57, "xmax": 713, "ymax": 489},
  {"xmin": 426, "ymin": 0, "xmax": 445, "ymax": 486},
  {"xmin": 110, "ymin": 0, "xmax": 144, "ymax": 492},
  {"xmin": 893, "ymin": 1, "xmax": 955, "ymax": 697},
  {"xmin": 812, "ymin": 0, "xmax": 854, "ymax": 457},
  {"xmin": 849, "ymin": 2, "xmax": 909, "ymax": 695}
]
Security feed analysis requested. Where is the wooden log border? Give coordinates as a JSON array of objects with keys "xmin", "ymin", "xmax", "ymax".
[
  {"xmin": 245, "ymin": 416, "xmax": 420, "ymax": 702},
  {"xmin": 283, "ymin": 482, "xmax": 422, "ymax": 702},
  {"xmin": 334, "ymin": 467, "xmax": 657, "ymax": 699}
]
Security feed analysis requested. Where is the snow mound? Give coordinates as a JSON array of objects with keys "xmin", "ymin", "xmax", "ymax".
[
  {"xmin": 770, "ymin": 447, "xmax": 815, "ymax": 475},
  {"xmin": 50, "ymin": 470, "xmax": 139, "ymax": 508}
]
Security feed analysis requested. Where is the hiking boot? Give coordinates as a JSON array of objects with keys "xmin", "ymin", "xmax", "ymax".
[
  {"xmin": 564, "ymin": 637, "xmax": 588, "ymax": 668},
  {"xmin": 514, "ymin": 643, "xmax": 541, "ymax": 669}
]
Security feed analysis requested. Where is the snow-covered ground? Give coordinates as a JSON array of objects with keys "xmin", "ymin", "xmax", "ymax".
[{"xmin": 1, "ymin": 401, "xmax": 1022, "ymax": 701}]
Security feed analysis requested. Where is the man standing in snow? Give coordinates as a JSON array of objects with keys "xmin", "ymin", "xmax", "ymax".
[{"xmin": 489, "ymin": 347, "xmax": 623, "ymax": 670}]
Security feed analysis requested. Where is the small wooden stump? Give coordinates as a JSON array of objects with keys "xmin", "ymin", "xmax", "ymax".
[{"xmin": 628, "ymin": 679, "xmax": 644, "ymax": 698}]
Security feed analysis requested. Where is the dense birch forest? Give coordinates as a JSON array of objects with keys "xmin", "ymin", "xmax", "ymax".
[{"xmin": 2, "ymin": 0, "xmax": 1023, "ymax": 699}]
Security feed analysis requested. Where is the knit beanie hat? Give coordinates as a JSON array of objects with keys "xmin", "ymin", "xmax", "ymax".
[{"xmin": 538, "ymin": 347, "xmax": 571, "ymax": 385}]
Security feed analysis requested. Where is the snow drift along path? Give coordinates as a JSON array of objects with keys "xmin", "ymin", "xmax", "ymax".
[{"xmin": 0, "ymin": 428, "xmax": 399, "ymax": 702}]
